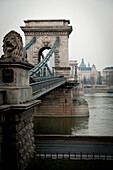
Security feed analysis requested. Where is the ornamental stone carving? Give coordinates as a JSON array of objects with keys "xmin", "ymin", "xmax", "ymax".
[
  {"xmin": 42, "ymin": 36, "xmax": 50, "ymax": 47},
  {"xmin": 1, "ymin": 30, "xmax": 27, "ymax": 61}
]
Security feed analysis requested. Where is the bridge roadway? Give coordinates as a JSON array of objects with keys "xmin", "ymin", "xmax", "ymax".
[{"xmin": 34, "ymin": 135, "xmax": 113, "ymax": 156}]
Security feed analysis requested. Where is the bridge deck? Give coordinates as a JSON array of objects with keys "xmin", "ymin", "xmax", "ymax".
[{"xmin": 30, "ymin": 77, "xmax": 66, "ymax": 99}]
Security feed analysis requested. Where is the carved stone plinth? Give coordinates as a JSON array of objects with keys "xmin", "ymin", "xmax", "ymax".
[
  {"xmin": 0, "ymin": 60, "xmax": 33, "ymax": 104},
  {"xmin": 0, "ymin": 59, "xmax": 41, "ymax": 170}
]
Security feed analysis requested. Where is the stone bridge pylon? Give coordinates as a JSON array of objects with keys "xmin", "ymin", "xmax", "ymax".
[{"xmin": 21, "ymin": 19, "xmax": 72, "ymax": 78}]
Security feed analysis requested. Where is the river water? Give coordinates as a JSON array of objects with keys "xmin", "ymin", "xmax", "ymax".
[{"xmin": 34, "ymin": 93, "xmax": 113, "ymax": 136}]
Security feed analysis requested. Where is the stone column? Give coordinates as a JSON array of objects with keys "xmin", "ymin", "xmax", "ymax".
[{"xmin": 0, "ymin": 30, "xmax": 40, "ymax": 170}]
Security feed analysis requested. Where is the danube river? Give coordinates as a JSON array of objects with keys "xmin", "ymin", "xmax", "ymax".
[{"xmin": 34, "ymin": 93, "xmax": 113, "ymax": 136}]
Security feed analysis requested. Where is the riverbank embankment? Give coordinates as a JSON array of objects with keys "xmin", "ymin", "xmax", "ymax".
[{"xmin": 84, "ymin": 87, "xmax": 113, "ymax": 93}]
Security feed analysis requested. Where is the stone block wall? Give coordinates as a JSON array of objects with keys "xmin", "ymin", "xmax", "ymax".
[
  {"xmin": 0, "ymin": 113, "xmax": 4, "ymax": 170},
  {"xmin": 2, "ymin": 107, "xmax": 35, "ymax": 170},
  {"xmin": 54, "ymin": 67, "xmax": 71, "ymax": 78}
]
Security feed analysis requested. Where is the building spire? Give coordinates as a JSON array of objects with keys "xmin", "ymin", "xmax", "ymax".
[{"xmin": 79, "ymin": 58, "xmax": 86, "ymax": 68}]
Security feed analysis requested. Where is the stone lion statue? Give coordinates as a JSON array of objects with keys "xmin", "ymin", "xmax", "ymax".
[{"xmin": 1, "ymin": 30, "xmax": 27, "ymax": 61}]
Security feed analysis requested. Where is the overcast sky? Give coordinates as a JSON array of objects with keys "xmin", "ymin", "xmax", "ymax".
[{"xmin": 0, "ymin": 0, "xmax": 113, "ymax": 71}]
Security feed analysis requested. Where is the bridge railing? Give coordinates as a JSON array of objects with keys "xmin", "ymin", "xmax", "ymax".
[
  {"xmin": 30, "ymin": 77, "xmax": 66, "ymax": 93},
  {"xmin": 35, "ymin": 152, "xmax": 113, "ymax": 160}
]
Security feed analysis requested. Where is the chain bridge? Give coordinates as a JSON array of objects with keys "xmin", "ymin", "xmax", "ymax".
[
  {"xmin": 0, "ymin": 20, "xmax": 89, "ymax": 170},
  {"xmin": 21, "ymin": 20, "xmax": 73, "ymax": 99}
]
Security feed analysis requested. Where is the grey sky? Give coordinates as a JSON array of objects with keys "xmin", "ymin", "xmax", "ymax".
[{"xmin": 0, "ymin": 0, "xmax": 113, "ymax": 71}]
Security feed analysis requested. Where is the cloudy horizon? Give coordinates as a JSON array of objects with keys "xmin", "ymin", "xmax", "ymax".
[{"xmin": 0, "ymin": 0, "xmax": 113, "ymax": 71}]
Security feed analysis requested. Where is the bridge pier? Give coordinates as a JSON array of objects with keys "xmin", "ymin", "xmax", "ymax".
[
  {"xmin": 34, "ymin": 82, "xmax": 89, "ymax": 117},
  {"xmin": 0, "ymin": 31, "xmax": 40, "ymax": 170}
]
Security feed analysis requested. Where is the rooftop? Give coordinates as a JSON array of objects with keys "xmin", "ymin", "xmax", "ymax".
[
  {"xmin": 21, "ymin": 19, "xmax": 72, "ymax": 34},
  {"xmin": 104, "ymin": 66, "xmax": 113, "ymax": 70},
  {"xmin": 24, "ymin": 19, "xmax": 70, "ymax": 24},
  {"xmin": 23, "ymin": 19, "xmax": 70, "ymax": 27}
]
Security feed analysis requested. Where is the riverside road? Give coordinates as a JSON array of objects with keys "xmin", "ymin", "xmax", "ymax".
[{"xmin": 35, "ymin": 136, "xmax": 113, "ymax": 155}]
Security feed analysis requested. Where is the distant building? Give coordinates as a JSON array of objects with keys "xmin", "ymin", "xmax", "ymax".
[
  {"xmin": 97, "ymin": 71, "xmax": 102, "ymax": 85},
  {"xmin": 102, "ymin": 67, "xmax": 113, "ymax": 87},
  {"xmin": 69, "ymin": 60, "xmax": 78, "ymax": 80},
  {"xmin": 77, "ymin": 58, "xmax": 99, "ymax": 85}
]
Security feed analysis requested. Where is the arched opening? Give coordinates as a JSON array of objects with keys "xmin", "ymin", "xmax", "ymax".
[
  {"xmin": 38, "ymin": 47, "xmax": 55, "ymax": 77},
  {"xmin": 38, "ymin": 47, "xmax": 50, "ymax": 63}
]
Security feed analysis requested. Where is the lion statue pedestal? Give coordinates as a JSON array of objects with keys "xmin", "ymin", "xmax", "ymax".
[
  {"xmin": 0, "ymin": 30, "xmax": 40, "ymax": 170},
  {"xmin": 0, "ymin": 30, "xmax": 34, "ymax": 104}
]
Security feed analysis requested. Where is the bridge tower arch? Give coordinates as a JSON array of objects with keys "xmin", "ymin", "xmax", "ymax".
[
  {"xmin": 38, "ymin": 46, "xmax": 55, "ymax": 77},
  {"xmin": 21, "ymin": 20, "xmax": 72, "ymax": 78}
]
